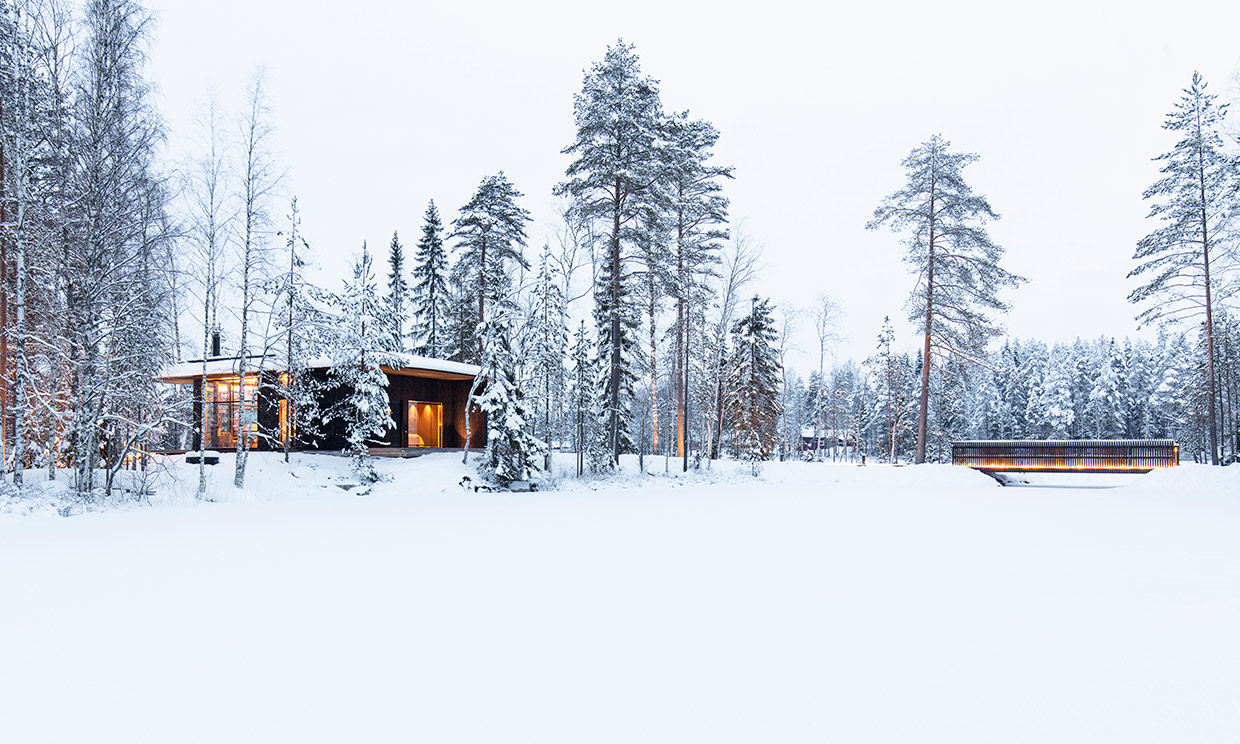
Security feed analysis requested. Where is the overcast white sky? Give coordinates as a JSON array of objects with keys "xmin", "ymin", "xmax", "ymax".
[{"xmin": 145, "ymin": 0, "xmax": 1240, "ymax": 371}]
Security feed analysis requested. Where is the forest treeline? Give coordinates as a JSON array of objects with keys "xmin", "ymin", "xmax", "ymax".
[{"xmin": 1, "ymin": 0, "xmax": 1238, "ymax": 501}]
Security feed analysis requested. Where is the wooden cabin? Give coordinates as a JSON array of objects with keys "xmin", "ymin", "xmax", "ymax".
[{"xmin": 160, "ymin": 353, "xmax": 486, "ymax": 453}]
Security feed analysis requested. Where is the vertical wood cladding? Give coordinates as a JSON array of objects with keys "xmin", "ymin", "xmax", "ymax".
[{"xmin": 183, "ymin": 367, "xmax": 486, "ymax": 452}]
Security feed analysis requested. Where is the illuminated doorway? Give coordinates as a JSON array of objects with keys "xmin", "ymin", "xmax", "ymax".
[{"xmin": 407, "ymin": 401, "xmax": 443, "ymax": 447}]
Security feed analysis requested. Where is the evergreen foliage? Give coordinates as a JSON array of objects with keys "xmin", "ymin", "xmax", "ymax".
[
  {"xmin": 272, "ymin": 197, "xmax": 326, "ymax": 459},
  {"xmin": 867, "ymin": 135, "xmax": 1025, "ymax": 463},
  {"xmin": 1129, "ymin": 72, "xmax": 1239, "ymax": 464},
  {"xmin": 665, "ymin": 111, "xmax": 732, "ymax": 465},
  {"xmin": 386, "ymin": 230, "xmax": 409, "ymax": 352},
  {"xmin": 726, "ymin": 296, "xmax": 782, "ymax": 472},
  {"xmin": 525, "ymin": 246, "xmax": 568, "ymax": 466},
  {"xmin": 450, "ymin": 172, "xmax": 531, "ymax": 363},
  {"xmin": 557, "ymin": 40, "xmax": 670, "ymax": 466},
  {"xmin": 475, "ymin": 318, "xmax": 543, "ymax": 487},
  {"xmin": 326, "ymin": 243, "xmax": 399, "ymax": 483},
  {"xmin": 411, "ymin": 200, "xmax": 451, "ymax": 358}
]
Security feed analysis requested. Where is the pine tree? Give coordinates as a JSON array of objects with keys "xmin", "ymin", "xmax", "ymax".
[
  {"xmin": 867, "ymin": 135, "xmax": 1025, "ymax": 463},
  {"xmin": 556, "ymin": 40, "xmax": 670, "ymax": 466},
  {"xmin": 450, "ymin": 172, "xmax": 531, "ymax": 363},
  {"xmin": 410, "ymin": 200, "xmax": 450, "ymax": 358},
  {"xmin": 386, "ymin": 230, "xmax": 409, "ymax": 352},
  {"xmin": 1129, "ymin": 72, "xmax": 1239, "ymax": 465},
  {"xmin": 726, "ymin": 296, "xmax": 783, "ymax": 473},
  {"xmin": 665, "ymin": 111, "xmax": 732, "ymax": 467},
  {"xmin": 327, "ymin": 242, "xmax": 399, "ymax": 483}
]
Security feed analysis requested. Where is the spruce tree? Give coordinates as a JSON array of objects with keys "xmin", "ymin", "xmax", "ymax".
[
  {"xmin": 410, "ymin": 200, "xmax": 450, "ymax": 357},
  {"xmin": 475, "ymin": 318, "xmax": 543, "ymax": 487},
  {"xmin": 272, "ymin": 197, "xmax": 325, "ymax": 461},
  {"xmin": 1041, "ymin": 353, "xmax": 1076, "ymax": 439},
  {"xmin": 568, "ymin": 320, "xmax": 594, "ymax": 477},
  {"xmin": 386, "ymin": 230, "xmax": 409, "ymax": 352},
  {"xmin": 726, "ymin": 295, "xmax": 783, "ymax": 473},
  {"xmin": 1129, "ymin": 72, "xmax": 1239, "ymax": 465},
  {"xmin": 327, "ymin": 242, "xmax": 399, "ymax": 483},
  {"xmin": 867, "ymin": 135, "xmax": 1025, "ymax": 463},
  {"xmin": 526, "ymin": 246, "xmax": 567, "ymax": 469}
]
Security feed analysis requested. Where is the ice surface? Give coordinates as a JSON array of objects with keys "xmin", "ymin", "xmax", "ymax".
[{"xmin": 1, "ymin": 455, "xmax": 1237, "ymax": 742}]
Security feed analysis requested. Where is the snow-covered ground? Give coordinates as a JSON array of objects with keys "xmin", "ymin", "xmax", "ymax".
[{"xmin": 1, "ymin": 453, "xmax": 1237, "ymax": 742}]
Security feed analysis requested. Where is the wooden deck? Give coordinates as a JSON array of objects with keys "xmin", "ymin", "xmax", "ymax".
[
  {"xmin": 952, "ymin": 439, "xmax": 1179, "ymax": 475},
  {"xmin": 367, "ymin": 447, "xmax": 481, "ymax": 458}
]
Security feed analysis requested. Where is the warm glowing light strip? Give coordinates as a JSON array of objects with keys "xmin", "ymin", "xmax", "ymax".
[{"xmin": 950, "ymin": 440, "xmax": 1179, "ymax": 473}]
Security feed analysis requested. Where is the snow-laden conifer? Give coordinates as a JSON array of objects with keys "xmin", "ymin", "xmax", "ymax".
[
  {"xmin": 525, "ymin": 246, "xmax": 567, "ymax": 469},
  {"xmin": 726, "ymin": 295, "xmax": 782, "ymax": 473},
  {"xmin": 410, "ymin": 200, "xmax": 450, "ymax": 358},
  {"xmin": 567, "ymin": 320, "xmax": 596, "ymax": 476},
  {"xmin": 665, "ymin": 112, "xmax": 732, "ymax": 466},
  {"xmin": 1129, "ymin": 72, "xmax": 1239, "ymax": 465},
  {"xmin": 450, "ymin": 172, "xmax": 531, "ymax": 363},
  {"xmin": 557, "ymin": 41, "xmax": 670, "ymax": 466},
  {"xmin": 326, "ymin": 242, "xmax": 399, "ymax": 483},
  {"xmin": 272, "ymin": 197, "xmax": 327, "ymax": 461},
  {"xmin": 1041, "ymin": 353, "xmax": 1076, "ymax": 439},
  {"xmin": 867, "ymin": 135, "xmax": 1025, "ymax": 463},
  {"xmin": 386, "ymin": 230, "xmax": 409, "ymax": 352},
  {"xmin": 474, "ymin": 317, "xmax": 543, "ymax": 488}
]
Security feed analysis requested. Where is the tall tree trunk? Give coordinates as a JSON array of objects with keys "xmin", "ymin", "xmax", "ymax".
[
  {"xmin": 609, "ymin": 181, "xmax": 622, "ymax": 465},
  {"xmin": 649, "ymin": 274, "xmax": 659, "ymax": 457},
  {"xmin": 916, "ymin": 193, "xmax": 936, "ymax": 465},
  {"xmin": 12, "ymin": 155, "xmax": 27, "ymax": 488},
  {"xmin": 234, "ymin": 216, "xmax": 250, "ymax": 487},
  {"xmin": 1199, "ymin": 157, "xmax": 1219, "ymax": 465}
]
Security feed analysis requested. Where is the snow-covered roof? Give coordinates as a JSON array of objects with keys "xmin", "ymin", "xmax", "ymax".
[{"xmin": 160, "ymin": 353, "xmax": 482, "ymax": 383}]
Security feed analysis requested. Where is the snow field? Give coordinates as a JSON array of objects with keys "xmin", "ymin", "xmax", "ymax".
[{"xmin": 1, "ymin": 454, "xmax": 1237, "ymax": 742}]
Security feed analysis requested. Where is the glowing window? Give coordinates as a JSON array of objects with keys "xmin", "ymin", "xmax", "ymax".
[{"xmin": 407, "ymin": 401, "xmax": 443, "ymax": 448}]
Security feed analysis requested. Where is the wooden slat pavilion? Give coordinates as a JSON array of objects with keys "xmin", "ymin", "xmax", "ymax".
[{"xmin": 952, "ymin": 439, "xmax": 1179, "ymax": 475}]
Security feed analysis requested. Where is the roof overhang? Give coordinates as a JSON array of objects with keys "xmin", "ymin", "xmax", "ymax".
[{"xmin": 159, "ymin": 353, "xmax": 482, "ymax": 384}]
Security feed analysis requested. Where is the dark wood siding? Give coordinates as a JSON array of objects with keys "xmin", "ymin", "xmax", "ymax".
[
  {"xmin": 383, "ymin": 374, "xmax": 485, "ymax": 449},
  {"xmin": 952, "ymin": 440, "xmax": 1179, "ymax": 473}
]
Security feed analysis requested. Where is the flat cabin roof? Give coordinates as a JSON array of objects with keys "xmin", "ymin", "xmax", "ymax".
[{"xmin": 160, "ymin": 353, "xmax": 482, "ymax": 384}]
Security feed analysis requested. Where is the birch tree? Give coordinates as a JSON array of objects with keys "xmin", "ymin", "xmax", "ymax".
[
  {"xmin": 66, "ymin": 0, "xmax": 173, "ymax": 498},
  {"xmin": 184, "ymin": 94, "xmax": 231, "ymax": 498},
  {"xmin": 233, "ymin": 70, "xmax": 279, "ymax": 488}
]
